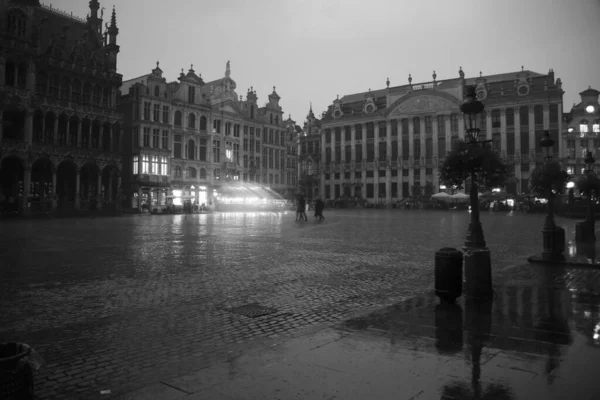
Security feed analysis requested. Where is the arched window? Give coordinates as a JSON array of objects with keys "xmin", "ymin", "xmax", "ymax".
[
  {"xmin": 72, "ymin": 79, "xmax": 82, "ymax": 102},
  {"xmin": 60, "ymin": 77, "xmax": 70, "ymax": 100},
  {"xmin": 188, "ymin": 113, "xmax": 196, "ymax": 129},
  {"xmin": 188, "ymin": 167, "xmax": 197, "ymax": 179},
  {"xmin": 200, "ymin": 168, "xmax": 207, "ymax": 179},
  {"xmin": 36, "ymin": 72, "xmax": 48, "ymax": 94},
  {"xmin": 174, "ymin": 110, "xmax": 182, "ymax": 126},
  {"xmin": 7, "ymin": 9, "xmax": 26, "ymax": 38},
  {"xmin": 188, "ymin": 139, "xmax": 195, "ymax": 160},
  {"xmin": 200, "ymin": 116, "xmax": 207, "ymax": 131},
  {"xmin": 4, "ymin": 61, "xmax": 15, "ymax": 86},
  {"xmin": 174, "ymin": 166, "xmax": 182, "ymax": 177},
  {"xmin": 154, "ymin": 85, "xmax": 159, "ymax": 97}
]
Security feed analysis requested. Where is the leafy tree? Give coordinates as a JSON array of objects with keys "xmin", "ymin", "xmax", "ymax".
[
  {"xmin": 439, "ymin": 140, "xmax": 512, "ymax": 190},
  {"xmin": 575, "ymin": 172, "xmax": 600, "ymax": 197},
  {"xmin": 528, "ymin": 161, "xmax": 569, "ymax": 195}
]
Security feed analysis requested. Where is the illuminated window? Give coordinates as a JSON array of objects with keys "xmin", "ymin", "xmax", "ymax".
[
  {"xmin": 580, "ymin": 121, "xmax": 589, "ymax": 133},
  {"xmin": 567, "ymin": 166, "xmax": 574, "ymax": 175},
  {"xmin": 160, "ymin": 157, "xmax": 168, "ymax": 176},
  {"xmin": 594, "ymin": 122, "xmax": 600, "ymax": 133},
  {"xmin": 582, "ymin": 168, "xmax": 587, "ymax": 175},
  {"xmin": 133, "ymin": 155, "xmax": 139, "ymax": 174},
  {"xmin": 152, "ymin": 156, "xmax": 159, "ymax": 175},
  {"xmin": 142, "ymin": 155, "xmax": 149, "ymax": 174},
  {"xmin": 226, "ymin": 148, "xmax": 232, "ymax": 160}
]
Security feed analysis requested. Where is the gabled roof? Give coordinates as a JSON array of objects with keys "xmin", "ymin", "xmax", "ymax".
[{"xmin": 119, "ymin": 75, "xmax": 147, "ymax": 94}]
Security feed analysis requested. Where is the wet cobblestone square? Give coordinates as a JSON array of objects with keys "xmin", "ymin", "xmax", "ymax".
[{"xmin": 0, "ymin": 209, "xmax": 579, "ymax": 398}]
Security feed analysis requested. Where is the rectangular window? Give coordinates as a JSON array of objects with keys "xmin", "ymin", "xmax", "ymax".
[
  {"xmin": 152, "ymin": 129, "xmax": 159, "ymax": 148},
  {"xmin": 199, "ymin": 139, "xmax": 207, "ymax": 161},
  {"xmin": 143, "ymin": 127, "xmax": 150, "ymax": 147},
  {"xmin": 174, "ymin": 134, "xmax": 182, "ymax": 158},
  {"xmin": 162, "ymin": 106, "xmax": 169, "ymax": 123},
  {"xmin": 425, "ymin": 116, "xmax": 432, "ymax": 133},
  {"xmin": 392, "ymin": 141, "xmax": 398, "ymax": 159},
  {"xmin": 255, "ymin": 140, "xmax": 260, "ymax": 153},
  {"xmin": 143, "ymin": 102, "xmax": 150, "ymax": 120},
  {"xmin": 153, "ymin": 104, "xmax": 160, "ymax": 121},
  {"xmin": 367, "ymin": 143, "xmax": 374, "ymax": 162},
  {"xmin": 450, "ymin": 114, "xmax": 459, "ymax": 132},
  {"xmin": 234, "ymin": 143, "xmax": 240, "ymax": 164},
  {"xmin": 133, "ymin": 155, "xmax": 139, "ymax": 175},
  {"xmin": 188, "ymin": 86, "xmax": 195, "ymax": 103},
  {"xmin": 151, "ymin": 156, "xmax": 159, "ymax": 175},
  {"xmin": 437, "ymin": 115, "xmax": 445, "ymax": 134},
  {"xmin": 133, "ymin": 127, "xmax": 139, "ymax": 148},
  {"xmin": 160, "ymin": 157, "xmax": 168, "ymax": 176},
  {"xmin": 142, "ymin": 154, "xmax": 149, "ymax": 174},
  {"xmin": 213, "ymin": 140, "xmax": 220, "ymax": 162},
  {"xmin": 355, "ymin": 145, "xmax": 362, "ymax": 162},
  {"xmin": 492, "ymin": 110, "xmax": 501, "ymax": 128},
  {"xmin": 243, "ymin": 138, "xmax": 248, "ymax": 151},
  {"xmin": 162, "ymin": 130, "xmax": 169, "ymax": 149},
  {"xmin": 506, "ymin": 108, "xmax": 514, "ymax": 127}
]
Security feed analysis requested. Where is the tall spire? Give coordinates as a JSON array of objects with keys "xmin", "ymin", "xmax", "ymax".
[{"xmin": 107, "ymin": 6, "xmax": 119, "ymax": 45}]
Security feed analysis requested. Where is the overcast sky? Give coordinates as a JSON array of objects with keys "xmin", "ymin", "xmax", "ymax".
[{"xmin": 47, "ymin": 0, "xmax": 600, "ymax": 124}]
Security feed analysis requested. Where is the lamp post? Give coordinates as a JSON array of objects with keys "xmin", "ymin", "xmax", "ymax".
[
  {"xmin": 585, "ymin": 151, "xmax": 596, "ymax": 240},
  {"xmin": 460, "ymin": 86, "xmax": 493, "ymax": 300},
  {"xmin": 460, "ymin": 86, "xmax": 487, "ymax": 249},
  {"xmin": 540, "ymin": 131, "xmax": 566, "ymax": 261}
]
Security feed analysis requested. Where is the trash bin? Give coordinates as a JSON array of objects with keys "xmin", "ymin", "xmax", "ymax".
[
  {"xmin": 434, "ymin": 247, "xmax": 463, "ymax": 304},
  {"xmin": 0, "ymin": 343, "xmax": 44, "ymax": 400}
]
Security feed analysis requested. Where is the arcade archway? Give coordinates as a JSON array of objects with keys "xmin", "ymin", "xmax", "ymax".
[
  {"xmin": 80, "ymin": 163, "xmax": 100, "ymax": 201},
  {"xmin": 30, "ymin": 158, "xmax": 54, "ymax": 211},
  {"xmin": 101, "ymin": 165, "xmax": 119, "ymax": 203},
  {"xmin": 56, "ymin": 160, "xmax": 77, "ymax": 208},
  {"xmin": 0, "ymin": 156, "xmax": 24, "ymax": 204}
]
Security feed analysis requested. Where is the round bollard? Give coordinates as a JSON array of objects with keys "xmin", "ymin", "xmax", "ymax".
[{"xmin": 434, "ymin": 247, "xmax": 463, "ymax": 304}]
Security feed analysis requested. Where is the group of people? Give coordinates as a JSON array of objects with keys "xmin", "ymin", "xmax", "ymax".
[{"xmin": 296, "ymin": 195, "xmax": 325, "ymax": 222}]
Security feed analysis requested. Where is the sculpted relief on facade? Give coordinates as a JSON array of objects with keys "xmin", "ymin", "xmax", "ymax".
[{"xmin": 390, "ymin": 95, "xmax": 459, "ymax": 116}]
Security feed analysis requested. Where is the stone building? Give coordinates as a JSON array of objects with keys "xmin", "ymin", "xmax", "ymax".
[
  {"xmin": 562, "ymin": 87, "xmax": 600, "ymax": 176},
  {"xmin": 283, "ymin": 115, "xmax": 301, "ymax": 199},
  {"xmin": 298, "ymin": 105, "xmax": 322, "ymax": 202},
  {"xmin": 311, "ymin": 67, "xmax": 564, "ymax": 204},
  {"xmin": 0, "ymin": 0, "xmax": 123, "ymax": 215},
  {"xmin": 118, "ymin": 61, "xmax": 292, "ymax": 210}
]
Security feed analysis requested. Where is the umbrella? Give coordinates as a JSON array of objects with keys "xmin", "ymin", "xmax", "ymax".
[
  {"xmin": 450, "ymin": 193, "xmax": 470, "ymax": 202},
  {"xmin": 432, "ymin": 192, "xmax": 451, "ymax": 198}
]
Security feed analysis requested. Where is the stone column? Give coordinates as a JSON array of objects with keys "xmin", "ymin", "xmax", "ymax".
[
  {"xmin": 0, "ymin": 54, "xmax": 5, "ymax": 86},
  {"xmin": 486, "ymin": 110, "xmax": 493, "ymax": 141},
  {"xmin": 0, "ymin": 111, "xmax": 3, "ymax": 143},
  {"xmin": 51, "ymin": 168, "xmax": 57, "ymax": 210},
  {"xmin": 528, "ymin": 106, "xmax": 535, "ymax": 170},
  {"xmin": 500, "ymin": 108, "xmax": 507, "ymax": 154},
  {"xmin": 88, "ymin": 122, "xmax": 93, "ymax": 149},
  {"xmin": 27, "ymin": 59, "xmax": 36, "ymax": 92},
  {"xmin": 374, "ymin": 123, "xmax": 379, "ymax": 201},
  {"xmin": 77, "ymin": 119, "xmax": 82, "ymax": 147},
  {"xmin": 24, "ymin": 110, "xmax": 34, "ymax": 144},
  {"xmin": 108, "ymin": 173, "xmax": 113, "ymax": 202},
  {"xmin": 361, "ymin": 123, "xmax": 367, "ymax": 199},
  {"xmin": 458, "ymin": 114, "xmax": 465, "ymax": 141},
  {"xmin": 99, "ymin": 124, "xmax": 104, "ymax": 152},
  {"xmin": 514, "ymin": 107, "xmax": 521, "ymax": 193},
  {"xmin": 53, "ymin": 115, "xmax": 59, "ymax": 145},
  {"xmin": 386, "ymin": 121, "xmax": 392, "ymax": 205},
  {"xmin": 420, "ymin": 119, "xmax": 426, "ymax": 186},
  {"xmin": 445, "ymin": 115, "xmax": 452, "ymax": 153},
  {"xmin": 75, "ymin": 169, "xmax": 81, "ymax": 210},
  {"xmin": 408, "ymin": 118, "xmax": 414, "ymax": 195},
  {"xmin": 22, "ymin": 167, "xmax": 31, "ymax": 213},
  {"xmin": 557, "ymin": 103, "xmax": 564, "ymax": 158},
  {"xmin": 350, "ymin": 125, "xmax": 356, "ymax": 164},
  {"xmin": 96, "ymin": 173, "xmax": 103, "ymax": 210}
]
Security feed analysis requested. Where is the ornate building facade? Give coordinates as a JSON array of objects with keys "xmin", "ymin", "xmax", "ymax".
[
  {"xmin": 119, "ymin": 61, "xmax": 294, "ymax": 210},
  {"xmin": 562, "ymin": 87, "xmax": 600, "ymax": 177},
  {"xmin": 309, "ymin": 67, "xmax": 564, "ymax": 204},
  {"xmin": 298, "ymin": 105, "xmax": 322, "ymax": 202},
  {"xmin": 0, "ymin": 0, "xmax": 123, "ymax": 214}
]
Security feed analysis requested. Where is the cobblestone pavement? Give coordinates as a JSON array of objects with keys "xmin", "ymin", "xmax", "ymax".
[{"xmin": 0, "ymin": 209, "xmax": 579, "ymax": 399}]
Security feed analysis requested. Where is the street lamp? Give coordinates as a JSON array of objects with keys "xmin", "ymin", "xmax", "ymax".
[
  {"xmin": 460, "ymin": 86, "xmax": 487, "ymax": 249},
  {"xmin": 460, "ymin": 85, "xmax": 492, "ymax": 301},
  {"xmin": 580, "ymin": 151, "xmax": 596, "ymax": 242}
]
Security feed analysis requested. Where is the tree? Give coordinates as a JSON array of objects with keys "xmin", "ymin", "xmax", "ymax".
[
  {"xmin": 528, "ymin": 161, "xmax": 569, "ymax": 196},
  {"xmin": 575, "ymin": 172, "xmax": 600, "ymax": 197},
  {"xmin": 439, "ymin": 140, "xmax": 512, "ymax": 190}
]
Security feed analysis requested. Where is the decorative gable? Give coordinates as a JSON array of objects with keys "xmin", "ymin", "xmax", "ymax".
[{"xmin": 389, "ymin": 94, "xmax": 459, "ymax": 116}]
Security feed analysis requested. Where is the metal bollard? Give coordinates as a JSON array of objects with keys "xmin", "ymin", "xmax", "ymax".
[{"xmin": 434, "ymin": 247, "xmax": 463, "ymax": 304}]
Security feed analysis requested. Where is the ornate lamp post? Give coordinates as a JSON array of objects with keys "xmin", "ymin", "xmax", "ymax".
[
  {"xmin": 460, "ymin": 86, "xmax": 493, "ymax": 300},
  {"xmin": 460, "ymin": 87, "xmax": 487, "ymax": 249}
]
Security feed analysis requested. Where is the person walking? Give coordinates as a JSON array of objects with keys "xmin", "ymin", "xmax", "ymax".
[
  {"xmin": 314, "ymin": 197, "xmax": 325, "ymax": 221},
  {"xmin": 296, "ymin": 195, "xmax": 308, "ymax": 222}
]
